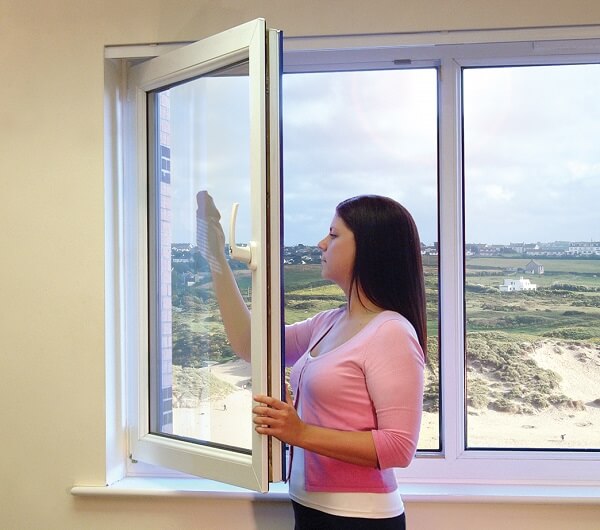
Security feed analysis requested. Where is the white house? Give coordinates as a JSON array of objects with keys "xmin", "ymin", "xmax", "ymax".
[{"xmin": 499, "ymin": 277, "xmax": 537, "ymax": 292}]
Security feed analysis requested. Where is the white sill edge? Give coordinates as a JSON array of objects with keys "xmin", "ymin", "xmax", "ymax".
[
  {"xmin": 71, "ymin": 478, "xmax": 600, "ymax": 504},
  {"xmin": 71, "ymin": 477, "xmax": 290, "ymax": 501}
]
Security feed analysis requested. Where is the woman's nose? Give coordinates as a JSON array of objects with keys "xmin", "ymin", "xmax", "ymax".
[{"xmin": 317, "ymin": 237, "xmax": 327, "ymax": 250}]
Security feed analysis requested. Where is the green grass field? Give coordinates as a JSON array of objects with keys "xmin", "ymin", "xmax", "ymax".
[
  {"xmin": 467, "ymin": 256, "xmax": 600, "ymax": 273},
  {"xmin": 465, "ymin": 258, "xmax": 600, "ymax": 342}
]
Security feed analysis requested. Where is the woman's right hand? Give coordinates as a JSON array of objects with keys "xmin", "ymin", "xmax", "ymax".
[
  {"xmin": 195, "ymin": 190, "xmax": 252, "ymax": 359},
  {"xmin": 196, "ymin": 191, "xmax": 226, "ymax": 271}
]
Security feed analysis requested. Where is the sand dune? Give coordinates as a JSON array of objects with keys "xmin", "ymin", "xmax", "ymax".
[
  {"xmin": 172, "ymin": 359, "xmax": 253, "ymax": 449},
  {"xmin": 210, "ymin": 358, "xmax": 253, "ymax": 388},
  {"xmin": 465, "ymin": 340, "xmax": 600, "ymax": 449},
  {"xmin": 531, "ymin": 341, "xmax": 600, "ymax": 404}
]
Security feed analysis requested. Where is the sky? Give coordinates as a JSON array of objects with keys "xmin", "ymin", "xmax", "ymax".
[
  {"xmin": 463, "ymin": 64, "xmax": 600, "ymax": 245},
  {"xmin": 165, "ymin": 63, "xmax": 600, "ymax": 247}
]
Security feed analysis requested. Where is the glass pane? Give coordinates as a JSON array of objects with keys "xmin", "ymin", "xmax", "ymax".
[
  {"xmin": 148, "ymin": 62, "xmax": 253, "ymax": 453},
  {"xmin": 282, "ymin": 69, "xmax": 440, "ymax": 450},
  {"xmin": 464, "ymin": 64, "xmax": 600, "ymax": 450}
]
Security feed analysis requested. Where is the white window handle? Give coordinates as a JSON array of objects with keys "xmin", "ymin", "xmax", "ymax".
[{"xmin": 229, "ymin": 203, "xmax": 256, "ymax": 270}]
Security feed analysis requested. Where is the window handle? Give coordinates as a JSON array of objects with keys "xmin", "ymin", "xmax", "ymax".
[{"xmin": 229, "ymin": 203, "xmax": 256, "ymax": 270}]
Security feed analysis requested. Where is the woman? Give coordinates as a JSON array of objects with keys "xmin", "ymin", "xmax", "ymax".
[{"xmin": 196, "ymin": 192, "xmax": 426, "ymax": 529}]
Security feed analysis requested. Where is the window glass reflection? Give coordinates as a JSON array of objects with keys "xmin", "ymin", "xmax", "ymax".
[{"xmin": 149, "ymin": 63, "xmax": 253, "ymax": 453}]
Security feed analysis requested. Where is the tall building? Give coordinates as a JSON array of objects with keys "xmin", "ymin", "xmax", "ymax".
[{"xmin": 158, "ymin": 91, "xmax": 173, "ymax": 433}]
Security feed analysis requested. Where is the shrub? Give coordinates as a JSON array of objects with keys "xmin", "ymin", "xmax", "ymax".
[
  {"xmin": 543, "ymin": 327, "xmax": 595, "ymax": 340},
  {"xmin": 466, "ymin": 283, "xmax": 497, "ymax": 294},
  {"xmin": 528, "ymin": 392, "xmax": 550, "ymax": 409},
  {"xmin": 490, "ymin": 397, "xmax": 520, "ymax": 413},
  {"xmin": 550, "ymin": 283, "xmax": 600, "ymax": 292},
  {"xmin": 423, "ymin": 386, "xmax": 439, "ymax": 413},
  {"xmin": 467, "ymin": 376, "xmax": 492, "ymax": 409}
]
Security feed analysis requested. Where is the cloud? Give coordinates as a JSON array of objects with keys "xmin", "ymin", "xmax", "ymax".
[
  {"xmin": 282, "ymin": 69, "xmax": 438, "ymax": 244},
  {"xmin": 567, "ymin": 161, "xmax": 600, "ymax": 182},
  {"xmin": 482, "ymin": 184, "xmax": 514, "ymax": 202}
]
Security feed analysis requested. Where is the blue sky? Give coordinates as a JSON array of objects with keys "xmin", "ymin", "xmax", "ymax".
[{"xmin": 166, "ymin": 64, "xmax": 600, "ymax": 247}]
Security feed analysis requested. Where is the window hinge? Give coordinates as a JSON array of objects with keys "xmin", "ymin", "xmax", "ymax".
[{"xmin": 129, "ymin": 453, "xmax": 138, "ymax": 464}]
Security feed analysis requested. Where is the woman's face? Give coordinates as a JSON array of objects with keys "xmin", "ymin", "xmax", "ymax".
[{"xmin": 317, "ymin": 213, "xmax": 356, "ymax": 291}]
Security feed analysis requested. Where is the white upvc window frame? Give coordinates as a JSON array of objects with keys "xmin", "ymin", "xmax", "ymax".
[
  {"xmin": 414, "ymin": 45, "xmax": 600, "ymax": 487},
  {"xmin": 98, "ymin": 24, "xmax": 600, "ymax": 499},
  {"xmin": 122, "ymin": 19, "xmax": 284, "ymax": 493}
]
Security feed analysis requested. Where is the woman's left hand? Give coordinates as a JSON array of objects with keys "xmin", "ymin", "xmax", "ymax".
[{"xmin": 252, "ymin": 387, "xmax": 305, "ymax": 446}]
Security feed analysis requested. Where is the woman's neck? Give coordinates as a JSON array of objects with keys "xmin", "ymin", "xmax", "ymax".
[{"xmin": 345, "ymin": 284, "xmax": 383, "ymax": 319}]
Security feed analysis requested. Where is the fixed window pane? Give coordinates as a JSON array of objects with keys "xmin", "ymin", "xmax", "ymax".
[
  {"xmin": 463, "ymin": 64, "xmax": 600, "ymax": 450},
  {"xmin": 148, "ymin": 63, "xmax": 253, "ymax": 453},
  {"xmin": 282, "ymin": 68, "xmax": 440, "ymax": 451}
]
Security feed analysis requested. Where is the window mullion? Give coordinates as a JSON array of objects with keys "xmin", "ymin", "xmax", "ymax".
[{"xmin": 438, "ymin": 57, "xmax": 466, "ymax": 463}]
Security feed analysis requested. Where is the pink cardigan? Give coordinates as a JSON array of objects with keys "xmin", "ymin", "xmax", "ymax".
[{"xmin": 285, "ymin": 308, "xmax": 424, "ymax": 493}]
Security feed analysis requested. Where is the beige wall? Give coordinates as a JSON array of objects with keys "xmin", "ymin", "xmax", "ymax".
[{"xmin": 2, "ymin": 1, "xmax": 599, "ymax": 528}]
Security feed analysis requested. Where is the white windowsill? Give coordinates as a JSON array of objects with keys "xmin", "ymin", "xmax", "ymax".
[
  {"xmin": 71, "ymin": 478, "xmax": 600, "ymax": 504},
  {"xmin": 71, "ymin": 477, "xmax": 290, "ymax": 500}
]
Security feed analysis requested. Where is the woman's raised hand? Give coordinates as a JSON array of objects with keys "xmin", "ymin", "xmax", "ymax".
[{"xmin": 196, "ymin": 191, "xmax": 226, "ymax": 272}]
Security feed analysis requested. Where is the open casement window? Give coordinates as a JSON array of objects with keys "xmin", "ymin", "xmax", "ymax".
[{"xmin": 126, "ymin": 19, "xmax": 284, "ymax": 492}]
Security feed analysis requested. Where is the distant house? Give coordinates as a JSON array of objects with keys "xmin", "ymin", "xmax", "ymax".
[
  {"xmin": 525, "ymin": 259, "xmax": 544, "ymax": 274},
  {"xmin": 509, "ymin": 242, "xmax": 525, "ymax": 254},
  {"xmin": 509, "ymin": 241, "xmax": 568, "ymax": 257},
  {"xmin": 479, "ymin": 245, "xmax": 504, "ymax": 256},
  {"xmin": 499, "ymin": 277, "xmax": 537, "ymax": 292},
  {"xmin": 536, "ymin": 241, "xmax": 570, "ymax": 256},
  {"xmin": 421, "ymin": 242, "xmax": 439, "ymax": 256},
  {"xmin": 523, "ymin": 243, "xmax": 540, "ymax": 255},
  {"xmin": 569, "ymin": 241, "xmax": 600, "ymax": 256}
]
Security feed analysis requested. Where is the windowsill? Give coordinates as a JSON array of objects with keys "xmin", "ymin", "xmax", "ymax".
[
  {"xmin": 71, "ymin": 477, "xmax": 290, "ymax": 501},
  {"xmin": 71, "ymin": 478, "xmax": 600, "ymax": 504}
]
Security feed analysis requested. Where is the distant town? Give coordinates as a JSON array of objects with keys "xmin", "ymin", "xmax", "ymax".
[
  {"xmin": 171, "ymin": 240, "xmax": 600, "ymax": 266},
  {"xmin": 465, "ymin": 241, "xmax": 600, "ymax": 258}
]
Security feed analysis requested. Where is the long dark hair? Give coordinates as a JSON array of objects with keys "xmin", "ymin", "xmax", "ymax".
[{"xmin": 336, "ymin": 195, "xmax": 427, "ymax": 354}]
